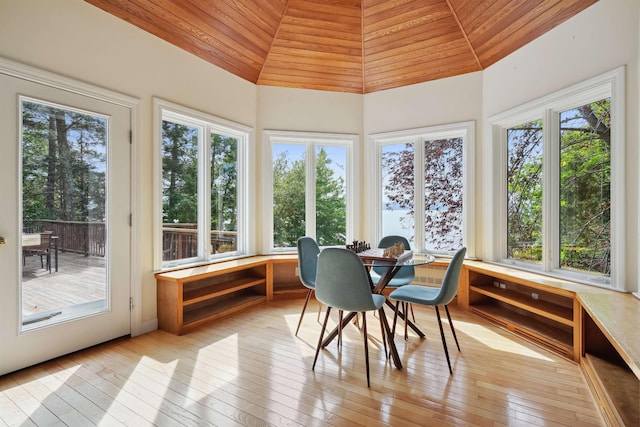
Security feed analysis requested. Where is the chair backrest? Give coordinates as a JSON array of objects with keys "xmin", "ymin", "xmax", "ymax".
[
  {"xmin": 433, "ymin": 247, "xmax": 467, "ymax": 305},
  {"xmin": 372, "ymin": 235, "xmax": 415, "ymax": 280},
  {"xmin": 38, "ymin": 231, "xmax": 52, "ymax": 251},
  {"xmin": 315, "ymin": 248, "xmax": 379, "ymax": 312},
  {"xmin": 297, "ymin": 237, "xmax": 320, "ymax": 288}
]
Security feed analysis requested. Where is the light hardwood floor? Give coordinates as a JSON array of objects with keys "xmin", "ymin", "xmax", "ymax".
[{"xmin": 0, "ymin": 299, "xmax": 603, "ymax": 426}]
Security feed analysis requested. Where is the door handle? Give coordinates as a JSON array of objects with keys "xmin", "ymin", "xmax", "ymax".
[{"xmin": 0, "ymin": 236, "xmax": 5, "ymax": 246}]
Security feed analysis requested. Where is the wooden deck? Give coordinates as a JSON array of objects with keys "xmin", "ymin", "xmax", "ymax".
[{"xmin": 22, "ymin": 252, "xmax": 106, "ymax": 315}]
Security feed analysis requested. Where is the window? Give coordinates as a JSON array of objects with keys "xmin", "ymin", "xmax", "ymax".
[
  {"xmin": 372, "ymin": 122, "xmax": 474, "ymax": 255},
  {"xmin": 492, "ymin": 67, "xmax": 624, "ymax": 288},
  {"xmin": 264, "ymin": 131, "xmax": 355, "ymax": 251},
  {"xmin": 155, "ymin": 99, "xmax": 250, "ymax": 268}
]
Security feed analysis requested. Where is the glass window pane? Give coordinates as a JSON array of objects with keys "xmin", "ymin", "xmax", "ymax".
[
  {"xmin": 381, "ymin": 143, "xmax": 414, "ymax": 243},
  {"xmin": 161, "ymin": 121, "xmax": 199, "ymax": 262},
  {"xmin": 210, "ymin": 133, "xmax": 238, "ymax": 255},
  {"xmin": 424, "ymin": 137, "xmax": 463, "ymax": 251},
  {"xmin": 21, "ymin": 99, "xmax": 108, "ymax": 325},
  {"xmin": 315, "ymin": 146, "xmax": 346, "ymax": 246},
  {"xmin": 272, "ymin": 144, "xmax": 306, "ymax": 248},
  {"xmin": 507, "ymin": 120, "xmax": 543, "ymax": 264},
  {"xmin": 559, "ymin": 99, "xmax": 611, "ymax": 276}
]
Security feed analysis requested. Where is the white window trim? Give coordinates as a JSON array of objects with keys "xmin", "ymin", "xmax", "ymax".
[
  {"xmin": 262, "ymin": 130, "xmax": 357, "ymax": 253},
  {"xmin": 489, "ymin": 66, "xmax": 625, "ymax": 290},
  {"xmin": 369, "ymin": 121, "xmax": 476, "ymax": 257},
  {"xmin": 153, "ymin": 98, "xmax": 253, "ymax": 270}
]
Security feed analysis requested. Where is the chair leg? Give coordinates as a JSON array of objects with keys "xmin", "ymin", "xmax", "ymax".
[
  {"xmin": 295, "ymin": 289, "xmax": 313, "ymax": 336},
  {"xmin": 444, "ymin": 305, "xmax": 461, "ymax": 352},
  {"xmin": 403, "ymin": 302, "xmax": 408, "ymax": 340},
  {"xmin": 338, "ymin": 310, "xmax": 343, "ymax": 349},
  {"xmin": 362, "ymin": 311, "xmax": 370, "ymax": 387},
  {"xmin": 313, "ymin": 307, "xmax": 332, "ymax": 371},
  {"xmin": 377, "ymin": 308, "xmax": 388, "ymax": 359},
  {"xmin": 392, "ymin": 301, "xmax": 400, "ymax": 336},
  {"xmin": 435, "ymin": 306, "xmax": 453, "ymax": 374}
]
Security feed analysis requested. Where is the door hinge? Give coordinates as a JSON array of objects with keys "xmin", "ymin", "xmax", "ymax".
[
  {"xmin": 129, "ymin": 214, "xmax": 132, "ymax": 227},
  {"xmin": 130, "ymin": 297, "xmax": 134, "ymax": 311},
  {"xmin": 129, "ymin": 130, "xmax": 132, "ymax": 144}
]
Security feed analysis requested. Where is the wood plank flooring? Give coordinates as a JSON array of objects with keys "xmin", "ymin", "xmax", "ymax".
[{"xmin": 0, "ymin": 299, "xmax": 604, "ymax": 426}]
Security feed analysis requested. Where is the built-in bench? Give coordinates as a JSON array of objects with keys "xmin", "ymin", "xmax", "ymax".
[
  {"xmin": 458, "ymin": 260, "xmax": 639, "ymax": 427},
  {"xmin": 156, "ymin": 255, "xmax": 639, "ymax": 426}
]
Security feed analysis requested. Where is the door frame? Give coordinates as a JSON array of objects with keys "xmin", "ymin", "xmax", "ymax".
[{"xmin": 0, "ymin": 56, "xmax": 144, "ymax": 336}]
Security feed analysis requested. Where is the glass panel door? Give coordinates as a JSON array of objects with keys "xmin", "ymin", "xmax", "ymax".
[
  {"xmin": 0, "ymin": 71, "xmax": 131, "ymax": 375},
  {"xmin": 21, "ymin": 98, "xmax": 110, "ymax": 328}
]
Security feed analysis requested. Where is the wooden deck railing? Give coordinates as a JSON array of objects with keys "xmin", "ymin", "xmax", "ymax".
[
  {"xmin": 162, "ymin": 224, "xmax": 237, "ymax": 260},
  {"xmin": 23, "ymin": 220, "xmax": 236, "ymax": 260},
  {"xmin": 24, "ymin": 220, "xmax": 105, "ymax": 257}
]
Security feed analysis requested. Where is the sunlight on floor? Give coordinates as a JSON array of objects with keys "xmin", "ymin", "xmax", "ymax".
[{"xmin": 454, "ymin": 320, "xmax": 554, "ymax": 361}]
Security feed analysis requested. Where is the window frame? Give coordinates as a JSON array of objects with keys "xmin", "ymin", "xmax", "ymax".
[
  {"xmin": 370, "ymin": 121, "xmax": 475, "ymax": 256},
  {"xmin": 263, "ymin": 130, "xmax": 357, "ymax": 252},
  {"xmin": 154, "ymin": 98, "xmax": 252, "ymax": 270},
  {"xmin": 490, "ymin": 67, "xmax": 625, "ymax": 289}
]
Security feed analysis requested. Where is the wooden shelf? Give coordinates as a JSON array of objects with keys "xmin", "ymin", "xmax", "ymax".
[
  {"xmin": 462, "ymin": 261, "xmax": 640, "ymax": 425},
  {"xmin": 471, "ymin": 303, "xmax": 573, "ymax": 356},
  {"xmin": 183, "ymin": 293, "xmax": 266, "ymax": 327},
  {"xmin": 271, "ymin": 258, "xmax": 304, "ymax": 297},
  {"xmin": 183, "ymin": 275, "xmax": 265, "ymax": 306},
  {"xmin": 470, "ymin": 284, "xmax": 573, "ymax": 326},
  {"xmin": 582, "ymin": 354, "xmax": 639, "ymax": 427},
  {"xmin": 156, "ymin": 255, "xmax": 299, "ymax": 334},
  {"xmin": 464, "ymin": 265, "xmax": 576, "ymax": 361}
]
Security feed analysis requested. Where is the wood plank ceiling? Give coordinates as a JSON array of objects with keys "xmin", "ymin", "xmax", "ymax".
[{"xmin": 85, "ymin": 0, "xmax": 598, "ymax": 94}]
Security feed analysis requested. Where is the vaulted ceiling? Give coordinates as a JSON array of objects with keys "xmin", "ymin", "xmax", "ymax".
[{"xmin": 85, "ymin": 0, "xmax": 597, "ymax": 94}]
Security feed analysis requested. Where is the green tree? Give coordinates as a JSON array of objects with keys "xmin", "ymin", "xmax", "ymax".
[
  {"xmin": 210, "ymin": 133, "xmax": 237, "ymax": 232},
  {"xmin": 22, "ymin": 101, "xmax": 107, "ymax": 226},
  {"xmin": 315, "ymin": 148, "xmax": 346, "ymax": 245},
  {"xmin": 272, "ymin": 147, "xmax": 346, "ymax": 247},
  {"xmin": 272, "ymin": 151, "xmax": 306, "ymax": 247},
  {"xmin": 162, "ymin": 121, "xmax": 198, "ymax": 224}
]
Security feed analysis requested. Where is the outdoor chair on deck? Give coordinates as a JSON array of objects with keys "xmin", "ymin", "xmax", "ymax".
[
  {"xmin": 389, "ymin": 247, "xmax": 466, "ymax": 374},
  {"xmin": 23, "ymin": 231, "xmax": 53, "ymax": 273}
]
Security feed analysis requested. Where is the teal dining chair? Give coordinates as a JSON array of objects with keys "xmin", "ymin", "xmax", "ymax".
[
  {"xmin": 312, "ymin": 248, "xmax": 388, "ymax": 387},
  {"xmin": 369, "ymin": 235, "xmax": 416, "ymax": 328},
  {"xmin": 295, "ymin": 237, "xmax": 321, "ymax": 336},
  {"xmin": 389, "ymin": 247, "xmax": 466, "ymax": 374},
  {"xmin": 369, "ymin": 235, "xmax": 415, "ymax": 288}
]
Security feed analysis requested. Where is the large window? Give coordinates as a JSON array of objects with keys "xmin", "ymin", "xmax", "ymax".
[
  {"xmin": 264, "ymin": 131, "xmax": 354, "ymax": 251},
  {"xmin": 492, "ymin": 68, "xmax": 624, "ymax": 288},
  {"xmin": 155, "ymin": 99, "xmax": 249, "ymax": 268},
  {"xmin": 372, "ymin": 122, "xmax": 474, "ymax": 255}
]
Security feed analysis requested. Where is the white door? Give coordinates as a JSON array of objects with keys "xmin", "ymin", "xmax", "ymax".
[{"xmin": 0, "ymin": 72, "xmax": 131, "ymax": 375}]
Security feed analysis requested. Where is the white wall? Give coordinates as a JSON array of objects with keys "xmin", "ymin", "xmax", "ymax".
[
  {"xmin": 481, "ymin": 0, "xmax": 640, "ymax": 292},
  {"xmin": 0, "ymin": 0, "xmax": 258, "ymax": 332}
]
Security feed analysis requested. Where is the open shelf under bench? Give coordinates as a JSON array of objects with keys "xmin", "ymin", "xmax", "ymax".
[
  {"xmin": 463, "ymin": 262, "xmax": 579, "ymax": 361},
  {"xmin": 470, "ymin": 301, "xmax": 573, "ymax": 358},
  {"xmin": 156, "ymin": 255, "xmax": 299, "ymax": 335},
  {"xmin": 459, "ymin": 260, "xmax": 639, "ymax": 427}
]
